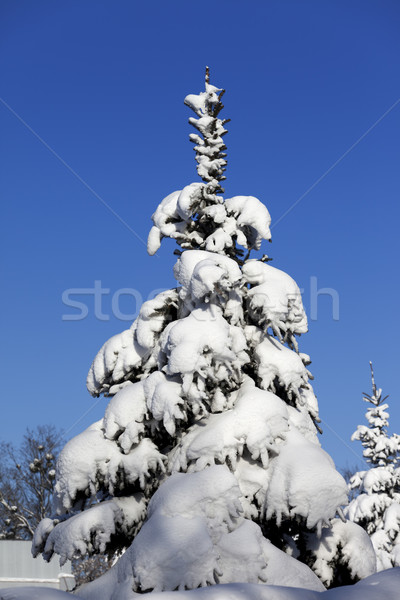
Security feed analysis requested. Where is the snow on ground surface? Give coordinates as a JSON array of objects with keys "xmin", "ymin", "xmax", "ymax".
[{"xmin": 1, "ymin": 568, "xmax": 400, "ymax": 600}]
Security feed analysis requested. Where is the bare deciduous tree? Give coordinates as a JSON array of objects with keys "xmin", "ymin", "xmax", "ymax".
[{"xmin": 0, "ymin": 425, "xmax": 63, "ymax": 539}]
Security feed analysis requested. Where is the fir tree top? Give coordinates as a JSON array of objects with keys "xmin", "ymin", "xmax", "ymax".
[
  {"xmin": 352, "ymin": 362, "xmax": 397, "ymax": 467},
  {"xmin": 184, "ymin": 66, "xmax": 229, "ymax": 193},
  {"xmin": 147, "ymin": 68, "xmax": 271, "ymax": 262}
]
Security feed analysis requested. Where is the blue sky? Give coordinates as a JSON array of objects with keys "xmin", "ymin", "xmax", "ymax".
[{"xmin": 1, "ymin": 0, "xmax": 399, "ymax": 472}]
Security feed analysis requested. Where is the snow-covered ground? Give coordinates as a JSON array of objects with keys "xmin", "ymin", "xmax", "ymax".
[{"xmin": 1, "ymin": 569, "xmax": 400, "ymax": 600}]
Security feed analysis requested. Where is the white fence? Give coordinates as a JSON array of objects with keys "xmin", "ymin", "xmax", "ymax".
[{"xmin": 0, "ymin": 541, "xmax": 75, "ymax": 591}]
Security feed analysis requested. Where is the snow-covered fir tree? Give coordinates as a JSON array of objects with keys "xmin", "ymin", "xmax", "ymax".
[
  {"xmin": 346, "ymin": 362, "xmax": 400, "ymax": 570},
  {"xmin": 33, "ymin": 70, "xmax": 375, "ymax": 596}
]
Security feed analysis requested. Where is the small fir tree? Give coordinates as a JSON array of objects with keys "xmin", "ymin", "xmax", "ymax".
[
  {"xmin": 346, "ymin": 362, "xmax": 400, "ymax": 570},
  {"xmin": 33, "ymin": 70, "xmax": 375, "ymax": 595}
]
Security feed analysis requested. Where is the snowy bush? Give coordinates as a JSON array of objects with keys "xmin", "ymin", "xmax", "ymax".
[{"xmin": 33, "ymin": 69, "xmax": 375, "ymax": 596}]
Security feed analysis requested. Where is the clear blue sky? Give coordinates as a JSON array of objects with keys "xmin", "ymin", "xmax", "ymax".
[{"xmin": 1, "ymin": 0, "xmax": 399, "ymax": 472}]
